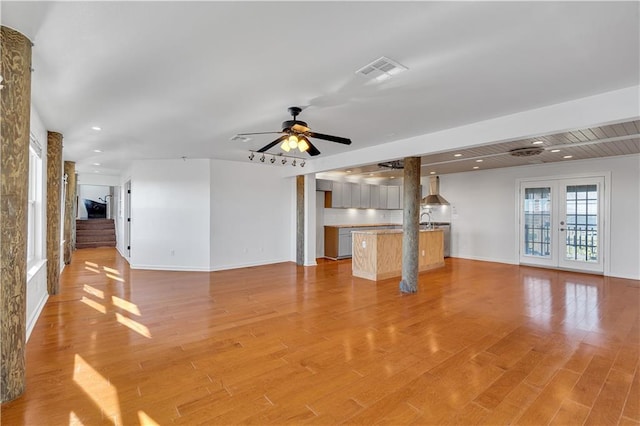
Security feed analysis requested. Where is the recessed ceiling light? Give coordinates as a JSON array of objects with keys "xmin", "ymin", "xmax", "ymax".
[
  {"xmin": 93, "ymin": 149, "xmax": 103, "ymax": 153},
  {"xmin": 473, "ymin": 166, "xmax": 480, "ymax": 170},
  {"xmin": 475, "ymin": 159, "xmax": 483, "ymax": 163},
  {"xmin": 532, "ymin": 141, "xmax": 544, "ymax": 145},
  {"xmin": 369, "ymin": 173, "xmax": 375, "ymax": 176},
  {"xmin": 551, "ymin": 149, "xmax": 561, "ymax": 153},
  {"xmin": 563, "ymin": 155, "xmax": 573, "ymax": 159},
  {"xmin": 454, "ymin": 153, "xmax": 463, "ymax": 157},
  {"xmin": 91, "ymin": 126, "xmax": 101, "ymax": 131},
  {"xmin": 92, "ymin": 162, "xmax": 101, "ymax": 166},
  {"xmin": 390, "ymin": 176, "xmax": 395, "ymax": 179},
  {"xmin": 429, "ymin": 171, "xmax": 436, "ymax": 175},
  {"xmin": 346, "ymin": 170, "xmax": 352, "ymax": 173}
]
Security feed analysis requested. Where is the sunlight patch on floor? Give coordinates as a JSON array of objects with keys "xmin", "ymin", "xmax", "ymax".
[
  {"xmin": 138, "ymin": 410, "xmax": 161, "ymax": 426},
  {"xmin": 116, "ymin": 313, "xmax": 152, "ymax": 338},
  {"xmin": 84, "ymin": 266, "xmax": 101, "ymax": 274},
  {"xmin": 102, "ymin": 266, "xmax": 120, "ymax": 275},
  {"xmin": 106, "ymin": 273, "xmax": 125, "ymax": 282},
  {"xmin": 112, "ymin": 296, "xmax": 141, "ymax": 316},
  {"xmin": 80, "ymin": 296, "xmax": 106, "ymax": 314},
  {"xmin": 73, "ymin": 354, "xmax": 121, "ymax": 422},
  {"xmin": 83, "ymin": 284, "xmax": 104, "ymax": 299}
]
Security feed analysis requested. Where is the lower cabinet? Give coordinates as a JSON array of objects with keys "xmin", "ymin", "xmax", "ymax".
[
  {"xmin": 324, "ymin": 226, "xmax": 353, "ymax": 259},
  {"xmin": 325, "ymin": 225, "xmax": 398, "ymax": 259}
]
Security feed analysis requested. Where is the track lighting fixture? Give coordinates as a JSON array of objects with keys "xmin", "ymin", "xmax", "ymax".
[{"xmin": 247, "ymin": 151, "xmax": 307, "ymax": 168}]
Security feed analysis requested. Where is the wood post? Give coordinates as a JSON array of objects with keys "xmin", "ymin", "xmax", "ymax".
[
  {"xmin": 1, "ymin": 25, "xmax": 32, "ymax": 403},
  {"xmin": 63, "ymin": 161, "xmax": 76, "ymax": 264},
  {"xmin": 399, "ymin": 157, "xmax": 421, "ymax": 293},
  {"xmin": 46, "ymin": 132, "xmax": 63, "ymax": 294},
  {"xmin": 296, "ymin": 175, "xmax": 304, "ymax": 266}
]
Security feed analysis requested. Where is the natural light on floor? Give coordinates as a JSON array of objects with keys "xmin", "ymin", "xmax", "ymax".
[{"xmin": 73, "ymin": 354, "xmax": 121, "ymax": 422}]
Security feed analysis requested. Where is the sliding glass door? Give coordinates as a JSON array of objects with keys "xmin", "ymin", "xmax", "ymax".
[{"xmin": 519, "ymin": 176, "xmax": 605, "ymax": 273}]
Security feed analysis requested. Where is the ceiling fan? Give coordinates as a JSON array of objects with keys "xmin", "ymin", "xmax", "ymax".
[{"xmin": 236, "ymin": 107, "xmax": 352, "ymax": 157}]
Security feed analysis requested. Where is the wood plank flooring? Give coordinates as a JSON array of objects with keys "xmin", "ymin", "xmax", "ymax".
[{"xmin": 2, "ymin": 248, "xmax": 638, "ymax": 425}]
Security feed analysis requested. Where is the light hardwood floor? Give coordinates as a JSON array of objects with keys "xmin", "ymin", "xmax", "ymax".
[{"xmin": 2, "ymin": 248, "xmax": 639, "ymax": 425}]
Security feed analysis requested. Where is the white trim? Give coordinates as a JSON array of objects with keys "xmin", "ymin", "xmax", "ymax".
[
  {"xmin": 209, "ymin": 258, "xmax": 295, "ymax": 272},
  {"xmin": 26, "ymin": 294, "xmax": 48, "ymax": 342}
]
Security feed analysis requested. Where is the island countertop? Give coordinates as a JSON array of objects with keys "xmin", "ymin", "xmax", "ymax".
[
  {"xmin": 351, "ymin": 229, "xmax": 442, "ymax": 235},
  {"xmin": 352, "ymin": 229, "xmax": 444, "ymax": 281}
]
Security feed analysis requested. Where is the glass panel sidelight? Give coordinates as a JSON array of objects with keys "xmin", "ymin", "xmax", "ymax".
[
  {"xmin": 564, "ymin": 184, "xmax": 598, "ymax": 262},
  {"xmin": 523, "ymin": 187, "xmax": 551, "ymax": 257}
]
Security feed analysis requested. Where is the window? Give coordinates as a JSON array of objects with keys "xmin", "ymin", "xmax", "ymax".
[{"xmin": 27, "ymin": 134, "xmax": 43, "ymax": 268}]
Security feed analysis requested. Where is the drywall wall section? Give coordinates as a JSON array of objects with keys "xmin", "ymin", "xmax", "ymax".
[
  {"xmin": 130, "ymin": 159, "xmax": 211, "ymax": 271},
  {"xmin": 210, "ymin": 159, "xmax": 294, "ymax": 270},
  {"xmin": 439, "ymin": 154, "xmax": 639, "ymax": 279}
]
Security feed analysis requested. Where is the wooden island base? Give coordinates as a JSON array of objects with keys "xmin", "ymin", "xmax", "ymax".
[{"xmin": 352, "ymin": 229, "xmax": 444, "ymax": 281}]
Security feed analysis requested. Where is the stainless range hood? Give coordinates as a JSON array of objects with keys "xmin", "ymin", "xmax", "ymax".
[{"xmin": 421, "ymin": 176, "xmax": 450, "ymax": 206}]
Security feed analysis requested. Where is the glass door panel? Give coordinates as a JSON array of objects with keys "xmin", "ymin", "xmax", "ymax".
[
  {"xmin": 559, "ymin": 178, "xmax": 604, "ymax": 272},
  {"xmin": 520, "ymin": 182, "xmax": 556, "ymax": 267}
]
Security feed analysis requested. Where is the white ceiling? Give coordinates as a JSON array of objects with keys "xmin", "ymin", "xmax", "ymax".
[{"xmin": 2, "ymin": 1, "xmax": 639, "ymax": 176}]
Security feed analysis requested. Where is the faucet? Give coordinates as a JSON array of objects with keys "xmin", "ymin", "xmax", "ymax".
[{"xmin": 420, "ymin": 211, "xmax": 432, "ymax": 230}]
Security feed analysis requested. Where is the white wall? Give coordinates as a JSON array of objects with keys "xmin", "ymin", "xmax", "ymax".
[
  {"xmin": 439, "ymin": 154, "xmax": 640, "ymax": 279},
  {"xmin": 210, "ymin": 159, "xmax": 294, "ymax": 270},
  {"xmin": 130, "ymin": 159, "xmax": 211, "ymax": 271}
]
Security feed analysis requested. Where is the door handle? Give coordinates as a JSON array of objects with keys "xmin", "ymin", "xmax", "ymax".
[{"xmin": 560, "ymin": 228, "xmax": 566, "ymax": 231}]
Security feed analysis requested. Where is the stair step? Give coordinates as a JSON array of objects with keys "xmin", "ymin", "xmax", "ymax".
[
  {"xmin": 75, "ymin": 219, "xmax": 116, "ymax": 249},
  {"xmin": 76, "ymin": 241, "xmax": 116, "ymax": 249}
]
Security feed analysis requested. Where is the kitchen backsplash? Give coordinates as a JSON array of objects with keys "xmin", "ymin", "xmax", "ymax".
[{"xmin": 323, "ymin": 208, "xmax": 403, "ymax": 225}]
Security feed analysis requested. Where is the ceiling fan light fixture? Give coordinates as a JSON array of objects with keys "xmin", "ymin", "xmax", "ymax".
[
  {"xmin": 298, "ymin": 137, "xmax": 309, "ymax": 153},
  {"xmin": 280, "ymin": 140, "xmax": 291, "ymax": 152},
  {"xmin": 288, "ymin": 135, "xmax": 299, "ymax": 149}
]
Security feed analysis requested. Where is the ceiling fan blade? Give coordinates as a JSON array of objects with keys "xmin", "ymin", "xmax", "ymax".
[
  {"xmin": 305, "ymin": 139, "xmax": 321, "ymax": 156},
  {"xmin": 307, "ymin": 132, "xmax": 352, "ymax": 145},
  {"xmin": 257, "ymin": 135, "xmax": 287, "ymax": 153},
  {"xmin": 236, "ymin": 131, "xmax": 283, "ymax": 136}
]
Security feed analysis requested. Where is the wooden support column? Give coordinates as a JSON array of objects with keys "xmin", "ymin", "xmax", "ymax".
[
  {"xmin": 63, "ymin": 161, "xmax": 76, "ymax": 264},
  {"xmin": 296, "ymin": 175, "xmax": 304, "ymax": 266},
  {"xmin": 0, "ymin": 25, "xmax": 32, "ymax": 403},
  {"xmin": 46, "ymin": 132, "xmax": 63, "ymax": 294},
  {"xmin": 399, "ymin": 157, "xmax": 421, "ymax": 293}
]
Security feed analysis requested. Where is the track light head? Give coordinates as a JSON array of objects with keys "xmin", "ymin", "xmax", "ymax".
[
  {"xmin": 300, "ymin": 160, "xmax": 305, "ymax": 167},
  {"xmin": 270, "ymin": 156, "xmax": 276, "ymax": 164},
  {"xmin": 248, "ymin": 152, "xmax": 255, "ymax": 160},
  {"xmin": 260, "ymin": 154, "xmax": 265, "ymax": 163},
  {"xmin": 292, "ymin": 160, "xmax": 296, "ymax": 167},
  {"xmin": 281, "ymin": 158, "xmax": 287, "ymax": 165}
]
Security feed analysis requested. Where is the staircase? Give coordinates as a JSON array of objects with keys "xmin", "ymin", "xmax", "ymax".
[{"xmin": 76, "ymin": 219, "xmax": 117, "ymax": 249}]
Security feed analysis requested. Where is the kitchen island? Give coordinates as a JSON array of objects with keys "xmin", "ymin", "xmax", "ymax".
[{"xmin": 352, "ymin": 229, "xmax": 444, "ymax": 281}]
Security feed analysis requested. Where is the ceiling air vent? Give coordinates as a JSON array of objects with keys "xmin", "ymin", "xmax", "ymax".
[
  {"xmin": 356, "ymin": 56, "xmax": 408, "ymax": 81},
  {"xmin": 509, "ymin": 147, "xmax": 544, "ymax": 157}
]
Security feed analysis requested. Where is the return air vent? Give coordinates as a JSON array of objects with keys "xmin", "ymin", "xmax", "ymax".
[
  {"xmin": 356, "ymin": 56, "xmax": 408, "ymax": 81},
  {"xmin": 509, "ymin": 147, "xmax": 544, "ymax": 157}
]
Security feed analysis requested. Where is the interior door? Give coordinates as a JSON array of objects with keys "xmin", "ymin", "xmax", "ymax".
[{"xmin": 519, "ymin": 176, "xmax": 605, "ymax": 274}]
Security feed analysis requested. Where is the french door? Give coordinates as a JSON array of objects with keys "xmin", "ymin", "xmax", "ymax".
[{"xmin": 519, "ymin": 176, "xmax": 605, "ymax": 274}]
